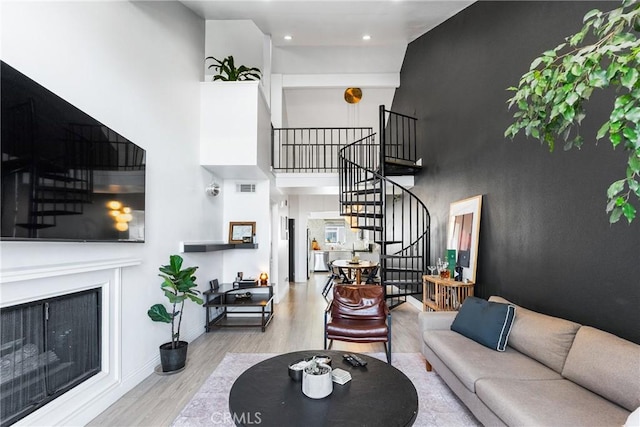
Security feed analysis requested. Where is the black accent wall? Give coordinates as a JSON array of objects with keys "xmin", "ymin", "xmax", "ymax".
[{"xmin": 392, "ymin": 1, "xmax": 640, "ymax": 343}]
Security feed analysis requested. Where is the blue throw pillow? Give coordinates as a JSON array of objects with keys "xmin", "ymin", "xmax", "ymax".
[{"xmin": 451, "ymin": 296, "xmax": 516, "ymax": 351}]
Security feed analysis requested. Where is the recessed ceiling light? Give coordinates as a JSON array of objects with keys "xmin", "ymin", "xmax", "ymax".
[
  {"xmin": 362, "ymin": 35, "xmax": 371, "ymax": 41},
  {"xmin": 284, "ymin": 35, "xmax": 293, "ymax": 41}
]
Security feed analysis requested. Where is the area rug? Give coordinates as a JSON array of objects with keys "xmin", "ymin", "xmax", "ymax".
[{"xmin": 172, "ymin": 352, "xmax": 480, "ymax": 427}]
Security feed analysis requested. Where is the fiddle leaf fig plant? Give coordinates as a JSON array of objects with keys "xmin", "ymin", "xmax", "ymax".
[
  {"xmin": 505, "ymin": 0, "xmax": 640, "ymax": 224},
  {"xmin": 148, "ymin": 255, "xmax": 203, "ymax": 349},
  {"xmin": 205, "ymin": 55, "xmax": 261, "ymax": 81}
]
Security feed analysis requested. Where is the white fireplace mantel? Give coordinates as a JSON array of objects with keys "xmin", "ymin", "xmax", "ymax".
[
  {"xmin": 0, "ymin": 257, "xmax": 141, "ymax": 426},
  {"xmin": 0, "ymin": 257, "xmax": 142, "ymax": 284}
]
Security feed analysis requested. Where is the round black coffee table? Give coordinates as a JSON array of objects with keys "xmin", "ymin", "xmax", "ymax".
[{"xmin": 229, "ymin": 350, "xmax": 418, "ymax": 427}]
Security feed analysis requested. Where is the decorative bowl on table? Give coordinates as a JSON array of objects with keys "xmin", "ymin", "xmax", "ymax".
[
  {"xmin": 288, "ymin": 359, "xmax": 307, "ymax": 381},
  {"xmin": 234, "ymin": 292, "xmax": 252, "ymax": 300}
]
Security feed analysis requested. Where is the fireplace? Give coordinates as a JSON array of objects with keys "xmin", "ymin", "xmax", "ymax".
[{"xmin": 1, "ymin": 288, "xmax": 101, "ymax": 425}]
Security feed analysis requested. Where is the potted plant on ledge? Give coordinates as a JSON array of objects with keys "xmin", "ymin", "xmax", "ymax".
[
  {"xmin": 148, "ymin": 254, "xmax": 203, "ymax": 373},
  {"xmin": 205, "ymin": 55, "xmax": 261, "ymax": 81}
]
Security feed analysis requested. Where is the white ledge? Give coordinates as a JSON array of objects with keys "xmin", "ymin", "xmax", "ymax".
[{"xmin": 0, "ymin": 258, "xmax": 142, "ymax": 283}]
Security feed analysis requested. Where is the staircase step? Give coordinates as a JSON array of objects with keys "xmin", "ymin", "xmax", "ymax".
[
  {"xmin": 385, "ymin": 267, "xmax": 424, "ymax": 273},
  {"xmin": 35, "ymin": 197, "xmax": 89, "ymax": 204},
  {"xmin": 385, "ymin": 297, "xmax": 406, "ymax": 310},
  {"xmin": 355, "ymin": 177, "xmax": 380, "ymax": 185},
  {"xmin": 16, "ymin": 223, "xmax": 56, "ymax": 229},
  {"xmin": 375, "ymin": 240, "xmax": 402, "ymax": 245},
  {"xmin": 36, "ymin": 210, "xmax": 83, "ymax": 216},
  {"xmin": 383, "ymin": 157, "xmax": 422, "ymax": 176},
  {"xmin": 382, "ymin": 280, "xmax": 423, "ymax": 286},
  {"xmin": 36, "ymin": 186, "xmax": 89, "ymax": 194},
  {"xmin": 352, "ymin": 225, "xmax": 381, "ymax": 231},
  {"xmin": 339, "ymin": 212, "xmax": 383, "ymax": 219},
  {"xmin": 348, "ymin": 188, "xmax": 382, "ymax": 195},
  {"xmin": 380, "ymin": 254, "xmax": 423, "ymax": 259},
  {"xmin": 39, "ymin": 173, "xmax": 87, "ymax": 183},
  {"xmin": 341, "ymin": 201, "xmax": 382, "ymax": 206}
]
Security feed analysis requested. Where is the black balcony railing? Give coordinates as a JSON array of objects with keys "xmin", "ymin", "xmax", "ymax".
[
  {"xmin": 272, "ymin": 127, "xmax": 373, "ymax": 172},
  {"xmin": 379, "ymin": 107, "xmax": 418, "ymax": 176}
]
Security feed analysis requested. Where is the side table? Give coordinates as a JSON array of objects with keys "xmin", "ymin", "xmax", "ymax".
[
  {"xmin": 203, "ymin": 284, "xmax": 274, "ymax": 332},
  {"xmin": 422, "ymin": 275, "xmax": 474, "ymax": 311}
]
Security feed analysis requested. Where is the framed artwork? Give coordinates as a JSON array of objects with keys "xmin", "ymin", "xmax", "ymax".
[
  {"xmin": 447, "ymin": 195, "xmax": 482, "ymax": 283},
  {"xmin": 229, "ymin": 222, "xmax": 256, "ymax": 244}
]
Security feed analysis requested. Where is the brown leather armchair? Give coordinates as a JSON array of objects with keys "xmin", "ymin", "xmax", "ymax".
[{"xmin": 324, "ymin": 284, "xmax": 391, "ymax": 363}]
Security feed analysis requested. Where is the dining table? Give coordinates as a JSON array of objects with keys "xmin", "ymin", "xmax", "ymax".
[{"xmin": 331, "ymin": 259, "xmax": 378, "ymax": 284}]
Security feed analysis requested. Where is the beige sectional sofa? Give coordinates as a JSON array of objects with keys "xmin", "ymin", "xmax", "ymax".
[{"xmin": 419, "ymin": 296, "xmax": 640, "ymax": 426}]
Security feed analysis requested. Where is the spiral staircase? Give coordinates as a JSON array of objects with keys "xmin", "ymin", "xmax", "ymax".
[{"xmin": 339, "ymin": 106, "xmax": 430, "ymax": 308}]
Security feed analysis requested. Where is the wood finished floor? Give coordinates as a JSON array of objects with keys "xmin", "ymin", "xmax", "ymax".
[{"xmin": 88, "ymin": 274, "xmax": 422, "ymax": 426}]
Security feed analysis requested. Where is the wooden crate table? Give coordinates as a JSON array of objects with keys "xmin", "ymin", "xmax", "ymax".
[{"xmin": 422, "ymin": 275, "xmax": 474, "ymax": 311}]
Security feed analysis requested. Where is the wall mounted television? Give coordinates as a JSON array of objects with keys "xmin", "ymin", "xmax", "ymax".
[{"xmin": 1, "ymin": 61, "xmax": 145, "ymax": 242}]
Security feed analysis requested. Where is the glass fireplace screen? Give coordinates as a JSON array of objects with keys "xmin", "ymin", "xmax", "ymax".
[{"xmin": 1, "ymin": 288, "xmax": 101, "ymax": 425}]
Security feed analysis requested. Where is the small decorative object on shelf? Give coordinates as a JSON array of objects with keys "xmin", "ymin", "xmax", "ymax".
[
  {"xmin": 234, "ymin": 292, "xmax": 252, "ymax": 300},
  {"xmin": 229, "ymin": 222, "xmax": 256, "ymax": 244},
  {"xmin": 259, "ymin": 272, "xmax": 268, "ymax": 286}
]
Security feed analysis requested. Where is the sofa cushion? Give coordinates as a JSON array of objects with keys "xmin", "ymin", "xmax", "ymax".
[
  {"xmin": 562, "ymin": 326, "xmax": 640, "ymax": 412},
  {"xmin": 489, "ymin": 296, "xmax": 581, "ymax": 373},
  {"xmin": 476, "ymin": 377, "xmax": 630, "ymax": 427},
  {"xmin": 423, "ymin": 329, "xmax": 561, "ymax": 393},
  {"xmin": 451, "ymin": 296, "xmax": 515, "ymax": 351}
]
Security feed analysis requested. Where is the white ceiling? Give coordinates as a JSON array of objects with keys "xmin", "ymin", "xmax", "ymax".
[{"xmin": 180, "ymin": 1, "xmax": 474, "ymax": 47}]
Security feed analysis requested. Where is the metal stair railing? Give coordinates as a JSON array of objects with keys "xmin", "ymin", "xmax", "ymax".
[
  {"xmin": 272, "ymin": 127, "xmax": 373, "ymax": 172},
  {"xmin": 339, "ymin": 130, "xmax": 430, "ymax": 308}
]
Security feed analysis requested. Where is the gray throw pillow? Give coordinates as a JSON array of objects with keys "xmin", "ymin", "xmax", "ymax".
[{"xmin": 451, "ymin": 296, "xmax": 516, "ymax": 351}]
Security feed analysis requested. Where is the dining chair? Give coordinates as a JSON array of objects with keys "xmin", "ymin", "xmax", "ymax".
[{"xmin": 362, "ymin": 265, "xmax": 380, "ymax": 284}]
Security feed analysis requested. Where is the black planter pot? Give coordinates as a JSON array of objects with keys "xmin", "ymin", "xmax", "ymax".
[{"xmin": 159, "ymin": 340, "xmax": 188, "ymax": 372}]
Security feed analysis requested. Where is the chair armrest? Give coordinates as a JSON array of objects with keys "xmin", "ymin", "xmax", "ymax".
[{"xmin": 418, "ymin": 311, "xmax": 457, "ymax": 332}]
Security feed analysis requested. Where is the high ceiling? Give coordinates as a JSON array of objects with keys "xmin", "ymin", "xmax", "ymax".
[{"xmin": 180, "ymin": 1, "xmax": 474, "ymax": 47}]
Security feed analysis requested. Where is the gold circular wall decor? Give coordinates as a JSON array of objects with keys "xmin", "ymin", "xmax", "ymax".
[{"xmin": 344, "ymin": 87, "xmax": 363, "ymax": 104}]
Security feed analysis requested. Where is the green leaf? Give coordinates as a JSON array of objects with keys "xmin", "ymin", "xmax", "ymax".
[
  {"xmin": 629, "ymin": 153, "xmax": 640, "ymax": 173},
  {"xmin": 610, "ymin": 107, "xmax": 626, "ymax": 122},
  {"xmin": 623, "ymin": 127, "xmax": 638, "ymax": 144},
  {"xmin": 611, "ymin": 132, "xmax": 623, "ymax": 147},
  {"xmin": 625, "ymin": 107, "xmax": 640, "ymax": 122},
  {"xmin": 583, "ymin": 9, "xmax": 602, "ymax": 23},
  {"xmin": 622, "ymin": 202, "xmax": 637, "ymax": 223},
  {"xmin": 609, "ymin": 206, "xmax": 623, "ymax": 223},
  {"xmin": 148, "ymin": 304, "xmax": 172, "ymax": 323},
  {"xmin": 607, "ymin": 179, "xmax": 626, "ymax": 198},
  {"xmin": 596, "ymin": 121, "xmax": 610, "ymax": 139},
  {"xmin": 565, "ymin": 92, "xmax": 580, "ymax": 106},
  {"xmin": 589, "ymin": 69, "xmax": 608, "ymax": 87},
  {"xmin": 621, "ymin": 68, "xmax": 639, "ymax": 90}
]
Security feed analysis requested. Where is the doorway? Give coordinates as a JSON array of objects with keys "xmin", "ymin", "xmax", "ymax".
[{"xmin": 288, "ymin": 218, "xmax": 295, "ymax": 282}]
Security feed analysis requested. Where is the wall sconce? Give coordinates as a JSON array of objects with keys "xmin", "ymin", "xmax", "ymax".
[
  {"xmin": 259, "ymin": 272, "xmax": 269, "ymax": 286},
  {"xmin": 206, "ymin": 181, "xmax": 220, "ymax": 197},
  {"xmin": 107, "ymin": 200, "xmax": 133, "ymax": 232}
]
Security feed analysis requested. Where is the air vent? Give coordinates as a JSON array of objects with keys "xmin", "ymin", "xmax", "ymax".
[{"xmin": 236, "ymin": 183, "xmax": 256, "ymax": 193}]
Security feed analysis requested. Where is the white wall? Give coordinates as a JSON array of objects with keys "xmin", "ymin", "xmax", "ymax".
[
  {"xmin": 283, "ymin": 87, "xmax": 396, "ymax": 130},
  {"xmin": 272, "ymin": 45, "xmax": 407, "ymax": 74},
  {"xmin": 200, "ymin": 82, "xmax": 260, "ymax": 166},
  {"xmin": 1, "ymin": 1, "xmax": 225, "ymax": 423},
  {"xmin": 221, "ymin": 179, "xmax": 271, "ymax": 286}
]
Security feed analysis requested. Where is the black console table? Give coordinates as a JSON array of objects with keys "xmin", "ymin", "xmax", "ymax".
[{"xmin": 203, "ymin": 284, "xmax": 274, "ymax": 332}]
